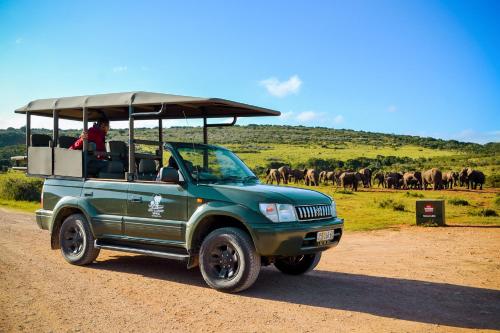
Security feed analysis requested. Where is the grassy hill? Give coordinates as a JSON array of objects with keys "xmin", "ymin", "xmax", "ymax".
[{"xmin": 0, "ymin": 125, "xmax": 498, "ymax": 185}]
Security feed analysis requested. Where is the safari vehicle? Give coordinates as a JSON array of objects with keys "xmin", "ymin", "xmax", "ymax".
[{"xmin": 16, "ymin": 92, "xmax": 344, "ymax": 292}]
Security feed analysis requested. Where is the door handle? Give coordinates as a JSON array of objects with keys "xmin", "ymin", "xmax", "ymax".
[
  {"xmin": 129, "ymin": 197, "xmax": 143, "ymax": 203},
  {"xmin": 83, "ymin": 191, "xmax": 93, "ymax": 197}
]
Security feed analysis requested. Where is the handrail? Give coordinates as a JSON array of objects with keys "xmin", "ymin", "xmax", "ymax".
[{"xmin": 204, "ymin": 116, "xmax": 237, "ymax": 127}]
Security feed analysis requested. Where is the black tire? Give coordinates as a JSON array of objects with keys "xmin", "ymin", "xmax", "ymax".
[
  {"xmin": 199, "ymin": 227, "xmax": 261, "ymax": 293},
  {"xmin": 274, "ymin": 252, "xmax": 322, "ymax": 275},
  {"xmin": 59, "ymin": 213, "xmax": 100, "ymax": 265}
]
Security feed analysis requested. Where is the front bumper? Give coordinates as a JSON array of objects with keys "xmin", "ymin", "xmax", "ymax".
[
  {"xmin": 252, "ymin": 217, "xmax": 344, "ymax": 256},
  {"xmin": 35, "ymin": 209, "xmax": 52, "ymax": 230}
]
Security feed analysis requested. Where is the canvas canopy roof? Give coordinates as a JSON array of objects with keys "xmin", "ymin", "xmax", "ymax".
[{"xmin": 15, "ymin": 91, "xmax": 280, "ymax": 121}]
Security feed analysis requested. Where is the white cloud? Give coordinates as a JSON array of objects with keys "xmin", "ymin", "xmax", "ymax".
[
  {"xmin": 333, "ymin": 115, "xmax": 344, "ymax": 124},
  {"xmin": 15, "ymin": 37, "xmax": 23, "ymax": 44},
  {"xmin": 113, "ymin": 66, "xmax": 128, "ymax": 73},
  {"xmin": 279, "ymin": 111, "xmax": 295, "ymax": 120},
  {"xmin": 387, "ymin": 105, "xmax": 397, "ymax": 113},
  {"xmin": 454, "ymin": 129, "xmax": 500, "ymax": 144},
  {"xmin": 296, "ymin": 111, "xmax": 317, "ymax": 122},
  {"xmin": 259, "ymin": 75, "xmax": 302, "ymax": 97}
]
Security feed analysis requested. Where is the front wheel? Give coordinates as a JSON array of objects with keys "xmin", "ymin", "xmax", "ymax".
[
  {"xmin": 59, "ymin": 213, "xmax": 100, "ymax": 265},
  {"xmin": 274, "ymin": 252, "xmax": 322, "ymax": 275},
  {"xmin": 199, "ymin": 227, "xmax": 261, "ymax": 293}
]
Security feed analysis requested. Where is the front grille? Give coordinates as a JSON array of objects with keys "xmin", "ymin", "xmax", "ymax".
[{"xmin": 295, "ymin": 204, "xmax": 332, "ymax": 221}]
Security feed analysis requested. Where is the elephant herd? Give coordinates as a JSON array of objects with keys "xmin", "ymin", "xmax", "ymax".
[{"xmin": 265, "ymin": 166, "xmax": 486, "ymax": 191}]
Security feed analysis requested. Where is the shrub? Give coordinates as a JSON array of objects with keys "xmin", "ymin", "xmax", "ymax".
[
  {"xmin": 378, "ymin": 198, "xmax": 405, "ymax": 211},
  {"xmin": 405, "ymin": 191, "xmax": 424, "ymax": 198},
  {"xmin": 495, "ymin": 195, "xmax": 500, "ymax": 208},
  {"xmin": 336, "ymin": 189, "xmax": 355, "ymax": 195},
  {"xmin": 0, "ymin": 173, "xmax": 43, "ymax": 202},
  {"xmin": 448, "ymin": 198, "xmax": 469, "ymax": 206},
  {"xmin": 469, "ymin": 209, "xmax": 498, "ymax": 217},
  {"xmin": 486, "ymin": 173, "xmax": 500, "ymax": 188}
]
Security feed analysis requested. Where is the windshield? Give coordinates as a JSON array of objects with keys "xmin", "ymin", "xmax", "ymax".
[{"xmin": 176, "ymin": 145, "xmax": 258, "ymax": 184}]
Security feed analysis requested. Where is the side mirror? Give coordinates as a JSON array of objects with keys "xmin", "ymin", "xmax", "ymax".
[{"xmin": 159, "ymin": 167, "xmax": 180, "ymax": 183}]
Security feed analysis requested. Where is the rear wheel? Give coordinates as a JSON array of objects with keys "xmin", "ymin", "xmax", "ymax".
[
  {"xmin": 199, "ymin": 227, "xmax": 260, "ymax": 293},
  {"xmin": 59, "ymin": 213, "xmax": 100, "ymax": 265},
  {"xmin": 274, "ymin": 252, "xmax": 322, "ymax": 275}
]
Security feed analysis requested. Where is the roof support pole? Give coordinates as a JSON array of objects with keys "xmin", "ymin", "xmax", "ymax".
[
  {"xmin": 158, "ymin": 118, "xmax": 163, "ymax": 168},
  {"xmin": 52, "ymin": 108, "xmax": 59, "ymax": 147},
  {"xmin": 128, "ymin": 105, "xmax": 136, "ymax": 180},
  {"xmin": 83, "ymin": 107, "xmax": 88, "ymax": 178},
  {"xmin": 203, "ymin": 117, "xmax": 208, "ymax": 144},
  {"xmin": 25, "ymin": 112, "xmax": 31, "ymax": 154}
]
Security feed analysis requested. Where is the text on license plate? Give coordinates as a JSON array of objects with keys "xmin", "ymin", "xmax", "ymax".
[{"xmin": 317, "ymin": 230, "xmax": 335, "ymax": 242}]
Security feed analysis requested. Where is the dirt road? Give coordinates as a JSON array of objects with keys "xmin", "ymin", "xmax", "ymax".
[{"xmin": 1, "ymin": 209, "xmax": 499, "ymax": 332}]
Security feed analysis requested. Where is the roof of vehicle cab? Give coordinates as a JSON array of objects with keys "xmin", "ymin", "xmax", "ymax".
[{"xmin": 14, "ymin": 91, "xmax": 280, "ymax": 121}]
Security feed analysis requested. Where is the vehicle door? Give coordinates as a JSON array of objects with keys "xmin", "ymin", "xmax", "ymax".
[
  {"xmin": 82, "ymin": 180, "xmax": 129, "ymax": 238},
  {"xmin": 124, "ymin": 151, "xmax": 188, "ymax": 244}
]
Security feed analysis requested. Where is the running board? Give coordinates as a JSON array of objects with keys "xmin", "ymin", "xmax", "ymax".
[{"xmin": 94, "ymin": 241, "xmax": 190, "ymax": 261}]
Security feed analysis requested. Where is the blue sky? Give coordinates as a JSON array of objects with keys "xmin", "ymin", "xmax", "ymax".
[{"xmin": 0, "ymin": 0, "xmax": 498, "ymax": 143}]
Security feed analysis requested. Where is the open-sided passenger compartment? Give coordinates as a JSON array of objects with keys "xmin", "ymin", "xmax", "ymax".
[{"xmin": 15, "ymin": 91, "xmax": 280, "ymax": 180}]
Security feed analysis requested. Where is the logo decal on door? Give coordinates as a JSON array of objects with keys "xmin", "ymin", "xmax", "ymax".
[{"xmin": 148, "ymin": 194, "xmax": 164, "ymax": 217}]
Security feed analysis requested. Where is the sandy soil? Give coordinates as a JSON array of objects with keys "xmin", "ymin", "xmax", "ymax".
[{"xmin": 0, "ymin": 209, "xmax": 499, "ymax": 333}]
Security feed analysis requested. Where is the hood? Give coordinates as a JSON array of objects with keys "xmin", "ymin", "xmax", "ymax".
[{"xmin": 201, "ymin": 183, "xmax": 331, "ymax": 207}]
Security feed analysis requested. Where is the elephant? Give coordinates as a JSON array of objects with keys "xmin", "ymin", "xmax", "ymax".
[
  {"xmin": 359, "ymin": 168, "xmax": 372, "ymax": 188},
  {"xmin": 278, "ymin": 165, "xmax": 292, "ymax": 184},
  {"xmin": 339, "ymin": 171, "xmax": 362, "ymax": 191},
  {"xmin": 385, "ymin": 172, "xmax": 403, "ymax": 189},
  {"xmin": 319, "ymin": 171, "xmax": 328, "ymax": 184},
  {"xmin": 442, "ymin": 171, "xmax": 455, "ymax": 189},
  {"xmin": 373, "ymin": 172, "xmax": 385, "ymax": 188},
  {"xmin": 452, "ymin": 171, "xmax": 459, "ymax": 187},
  {"xmin": 422, "ymin": 168, "xmax": 442, "ymax": 190},
  {"xmin": 458, "ymin": 167, "xmax": 469, "ymax": 187},
  {"xmin": 403, "ymin": 171, "xmax": 422, "ymax": 190},
  {"xmin": 334, "ymin": 170, "xmax": 344, "ymax": 187},
  {"xmin": 265, "ymin": 168, "xmax": 281, "ymax": 185},
  {"xmin": 466, "ymin": 169, "xmax": 485, "ymax": 190},
  {"xmin": 304, "ymin": 169, "xmax": 319, "ymax": 186},
  {"xmin": 386, "ymin": 176, "xmax": 398, "ymax": 189},
  {"xmin": 325, "ymin": 171, "xmax": 336, "ymax": 185},
  {"xmin": 290, "ymin": 169, "xmax": 305, "ymax": 184}
]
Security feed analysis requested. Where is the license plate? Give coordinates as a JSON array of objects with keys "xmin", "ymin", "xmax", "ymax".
[{"xmin": 317, "ymin": 230, "xmax": 335, "ymax": 242}]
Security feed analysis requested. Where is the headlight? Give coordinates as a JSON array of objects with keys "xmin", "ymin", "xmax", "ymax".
[
  {"xmin": 330, "ymin": 197, "xmax": 337, "ymax": 217},
  {"xmin": 259, "ymin": 203, "xmax": 297, "ymax": 222}
]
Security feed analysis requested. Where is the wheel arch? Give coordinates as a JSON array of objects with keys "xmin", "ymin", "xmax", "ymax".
[
  {"xmin": 50, "ymin": 204, "xmax": 91, "ymax": 250},
  {"xmin": 188, "ymin": 214, "xmax": 255, "ymax": 255}
]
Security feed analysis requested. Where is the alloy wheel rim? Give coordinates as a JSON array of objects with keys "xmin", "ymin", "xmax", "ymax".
[{"xmin": 207, "ymin": 242, "xmax": 240, "ymax": 280}]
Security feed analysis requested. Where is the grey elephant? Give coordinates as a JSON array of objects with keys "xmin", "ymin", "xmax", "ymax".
[
  {"xmin": 373, "ymin": 171, "xmax": 385, "ymax": 188},
  {"xmin": 265, "ymin": 168, "xmax": 281, "ymax": 185},
  {"xmin": 304, "ymin": 168, "xmax": 319, "ymax": 186},
  {"xmin": 334, "ymin": 170, "xmax": 344, "ymax": 187},
  {"xmin": 385, "ymin": 172, "xmax": 403, "ymax": 189},
  {"xmin": 422, "ymin": 168, "xmax": 442, "ymax": 190},
  {"xmin": 403, "ymin": 171, "xmax": 421, "ymax": 190},
  {"xmin": 359, "ymin": 168, "xmax": 372, "ymax": 188},
  {"xmin": 339, "ymin": 171, "xmax": 362, "ymax": 191},
  {"xmin": 278, "ymin": 165, "xmax": 292, "ymax": 184},
  {"xmin": 442, "ymin": 171, "xmax": 455, "ymax": 189},
  {"xmin": 290, "ymin": 169, "xmax": 305, "ymax": 184},
  {"xmin": 465, "ymin": 168, "xmax": 485, "ymax": 190},
  {"xmin": 319, "ymin": 171, "xmax": 328, "ymax": 184}
]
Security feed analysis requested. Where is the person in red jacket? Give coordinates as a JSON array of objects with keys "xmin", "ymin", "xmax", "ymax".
[{"xmin": 70, "ymin": 118, "xmax": 110, "ymax": 176}]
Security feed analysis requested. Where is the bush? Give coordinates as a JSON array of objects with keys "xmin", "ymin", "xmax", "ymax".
[
  {"xmin": 495, "ymin": 195, "xmax": 500, "ymax": 208},
  {"xmin": 0, "ymin": 173, "xmax": 43, "ymax": 202},
  {"xmin": 486, "ymin": 173, "xmax": 500, "ymax": 188},
  {"xmin": 448, "ymin": 198, "xmax": 469, "ymax": 206},
  {"xmin": 378, "ymin": 198, "xmax": 406, "ymax": 211},
  {"xmin": 405, "ymin": 191, "xmax": 424, "ymax": 198},
  {"xmin": 336, "ymin": 189, "xmax": 355, "ymax": 195},
  {"xmin": 469, "ymin": 208, "xmax": 498, "ymax": 217}
]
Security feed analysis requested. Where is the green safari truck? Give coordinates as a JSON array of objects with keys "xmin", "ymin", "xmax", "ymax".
[{"xmin": 15, "ymin": 92, "xmax": 344, "ymax": 292}]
